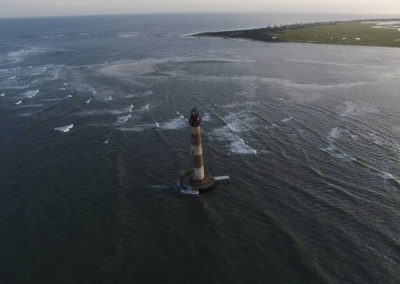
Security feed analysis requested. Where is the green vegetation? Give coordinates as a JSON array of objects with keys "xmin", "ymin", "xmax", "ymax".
[
  {"xmin": 196, "ymin": 22, "xmax": 400, "ymax": 48},
  {"xmin": 279, "ymin": 23, "xmax": 400, "ymax": 48}
]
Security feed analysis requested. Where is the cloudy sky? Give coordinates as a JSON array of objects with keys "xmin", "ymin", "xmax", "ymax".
[{"xmin": 1, "ymin": 0, "xmax": 400, "ymax": 18}]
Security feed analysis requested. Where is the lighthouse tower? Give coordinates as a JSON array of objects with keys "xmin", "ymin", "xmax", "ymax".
[
  {"xmin": 189, "ymin": 108, "xmax": 205, "ymax": 185},
  {"xmin": 180, "ymin": 108, "xmax": 217, "ymax": 193}
]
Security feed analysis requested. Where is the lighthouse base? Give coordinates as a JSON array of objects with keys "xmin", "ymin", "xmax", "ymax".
[{"xmin": 180, "ymin": 172, "xmax": 216, "ymax": 193}]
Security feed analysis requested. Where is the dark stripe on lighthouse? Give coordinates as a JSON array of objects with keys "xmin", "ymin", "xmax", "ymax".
[
  {"xmin": 191, "ymin": 134, "xmax": 201, "ymax": 146},
  {"xmin": 192, "ymin": 155, "xmax": 203, "ymax": 168}
]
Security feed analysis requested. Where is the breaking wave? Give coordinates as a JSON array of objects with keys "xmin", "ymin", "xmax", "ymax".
[
  {"xmin": 211, "ymin": 124, "xmax": 257, "ymax": 154},
  {"xmin": 55, "ymin": 124, "xmax": 73, "ymax": 132},
  {"xmin": 24, "ymin": 90, "xmax": 39, "ymax": 98},
  {"xmin": 117, "ymin": 114, "xmax": 131, "ymax": 124},
  {"xmin": 161, "ymin": 117, "xmax": 189, "ymax": 130}
]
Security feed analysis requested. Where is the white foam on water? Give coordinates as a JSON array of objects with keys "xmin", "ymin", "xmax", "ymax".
[
  {"xmin": 369, "ymin": 132, "xmax": 392, "ymax": 146},
  {"xmin": 0, "ymin": 69, "xmax": 8, "ymax": 72},
  {"xmin": 202, "ymin": 113, "xmax": 212, "ymax": 122},
  {"xmin": 68, "ymin": 95, "xmax": 72, "ymax": 98},
  {"xmin": 332, "ymin": 153, "xmax": 356, "ymax": 162},
  {"xmin": 9, "ymin": 76, "xmax": 16, "ymax": 79},
  {"xmin": 211, "ymin": 125, "xmax": 256, "ymax": 155},
  {"xmin": 329, "ymin": 127, "xmax": 340, "ymax": 139},
  {"xmin": 15, "ymin": 101, "xmax": 22, "ymax": 105},
  {"xmin": 24, "ymin": 90, "xmax": 39, "ymax": 98},
  {"xmin": 0, "ymin": 93, "xmax": 5, "ymax": 97},
  {"xmin": 108, "ymin": 96, "xmax": 113, "ymax": 100},
  {"xmin": 119, "ymin": 123, "xmax": 159, "ymax": 132},
  {"xmin": 161, "ymin": 117, "xmax": 189, "ymax": 130},
  {"xmin": 383, "ymin": 173, "xmax": 394, "ymax": 180},
  {"xmin": 321, "ymin": 144, "xmax": 336, "ymax": 152},
  {"xmin": 176, "ymin": 180, "xmax": 199, "ymax": 195},
  {"xmin": 230, "ymin": 138, "xmax": 257, "ymax": 154},
  {"xmin": 180, "ymin": 188, "xmax": 200, "ymax": 195},
  {"xmin": 281, "ymin": 116, "xmax": 293, "ymax": 123},
  {"xmin": 117, "ymin": 114, "xmax": 131, "ymax": 124},
  {"xmin": 140, "ymin": 104, "xmax": 150, "ymax": 111},
  {"xmin": 86, "ymin": 98, "xmax": 91, "ymax": 104},
  {"xmin": 321, "ymin": 144, "xmax": 355, "ymax": 162},
  {"xmin": 225, "ymin": 114, "xmax": 251, "ymax": 132},
  {"xmin": 57, "ymin": 88, "xmax": 66, "ymax": 90},
  {"xmin": 55, "ymin": 124, "xmax": 73, "ymax": 132},
  {"xmin": 105, "ymin": 141, "xmax": 108, "ymax": 144}
]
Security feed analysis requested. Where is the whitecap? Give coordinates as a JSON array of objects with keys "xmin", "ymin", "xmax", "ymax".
[
  {"xmin": 68, "ymin": 95, "xmax": 72, "ymax": 98},
  {"xmin": 211, "ymin": 125, "xmax": 256, "ymax": 155},
  {"xmin": 321, "ymin": 144, "xmax": 336, "ymax": 152},
  {"xmin": 281, "ymin": 116, "xmax": 293, "ymax": 123},
  {"xmin": 0, "ymin": 93, "xmax": 5, "ymax": 97},
  {"xmin": 55, "ymin": 124, "xmax": 73, "ymax": 132},
  {"xmin": 161, "ymin": 117, "xmax": 189, "ymax": 130},
  {"xmin": 202, "ymin": 113, "xmax": 212, "ymax": 122},
  {"xmin": 117, "ymin": 114, "xmax": 131, "ymax": 124},
  {"xmin": 176, "ymin": 180, "xmax": 199, "ymax": 195},
  {"xmin": 225, "ymin": 114, "xmax": 251, "ymax": 132},
  {"xmin": 180, "ymin": 188, "xmax": 200, "ymax": 195},
  {"xmin": 328, "ymin": 127, "xmax": 340, "ymax": 139},
  {"xmin": 15, "ymin": 101, "xmax": 22, "ymax": 105},
  {"xmin": 230, "ymin": 138, "xmax": 257, "ymax": 154},
  {"xmin": 140, "ymin": 104, "xmax": 150, "ymax": 111},
  {"xmin": 383, "ymin": 173, "xmax": 393, "ymax": 180},
  {"xmin": 86, "ymin": 98, "xmax": 91, "ymax": 104},
  {"xmin": 24, "ymin": 90, "xmax": 39, "ymax": 98}
]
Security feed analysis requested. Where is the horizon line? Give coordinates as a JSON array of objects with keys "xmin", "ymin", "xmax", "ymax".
[{"xmin": 1, "ymin": 11, "xmax": 400, "ymax": 20}]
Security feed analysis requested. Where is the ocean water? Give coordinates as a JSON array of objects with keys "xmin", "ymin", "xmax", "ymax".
[{"xmin": 1, "ymin": 13, "xmax": 400, "ymax": 283}]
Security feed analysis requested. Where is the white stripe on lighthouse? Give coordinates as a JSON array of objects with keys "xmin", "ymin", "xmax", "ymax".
[
  {"xmin": 191, "ymin": 144, "xmax": 202, "ymax": 156},
  {"xmin": 192, "ymin": 167, "xmax": 204, "ymax": 180},
  {"xmin": 191, "ymin": 126, "xmax": 200, "ymax": 134}
]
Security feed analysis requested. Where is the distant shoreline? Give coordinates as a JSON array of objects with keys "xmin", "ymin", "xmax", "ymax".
[{"xmin": 194, "ymin": 18, "xmax": 400, "ymax": 48}]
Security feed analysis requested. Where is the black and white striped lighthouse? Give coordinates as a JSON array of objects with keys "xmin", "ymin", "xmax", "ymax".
[{"xmin": 180, "ymin": 108, "xmax": 217, "ymax": 193}]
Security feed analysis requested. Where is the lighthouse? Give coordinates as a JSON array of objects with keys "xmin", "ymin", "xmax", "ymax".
[
  {"xmin": 189, "ymin": 108, "xmax": 205, "ymax": 185},
  {"xmin": 179, "ymin": 108, "xmax": 230, "ymax": 193}
]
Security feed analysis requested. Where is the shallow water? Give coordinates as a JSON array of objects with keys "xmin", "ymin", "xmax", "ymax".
[{"xmin": 1, "ymin": 13, "xmax": 400, "ymax": 284}]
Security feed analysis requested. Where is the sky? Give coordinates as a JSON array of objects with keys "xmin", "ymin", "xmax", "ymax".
[{"xmin": 1, "ymin": 0, "xmax": 400, "ymax": 18}]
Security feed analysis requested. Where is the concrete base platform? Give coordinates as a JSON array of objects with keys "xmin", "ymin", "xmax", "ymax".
[{"xmin": 180, "ymin": 172, "xmax": 216, "ymax": 193}]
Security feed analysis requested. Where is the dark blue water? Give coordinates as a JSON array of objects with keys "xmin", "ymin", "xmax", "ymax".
[{"xmin": 1, "ymin": 13, "xmax": 400, "ymax": 283}]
